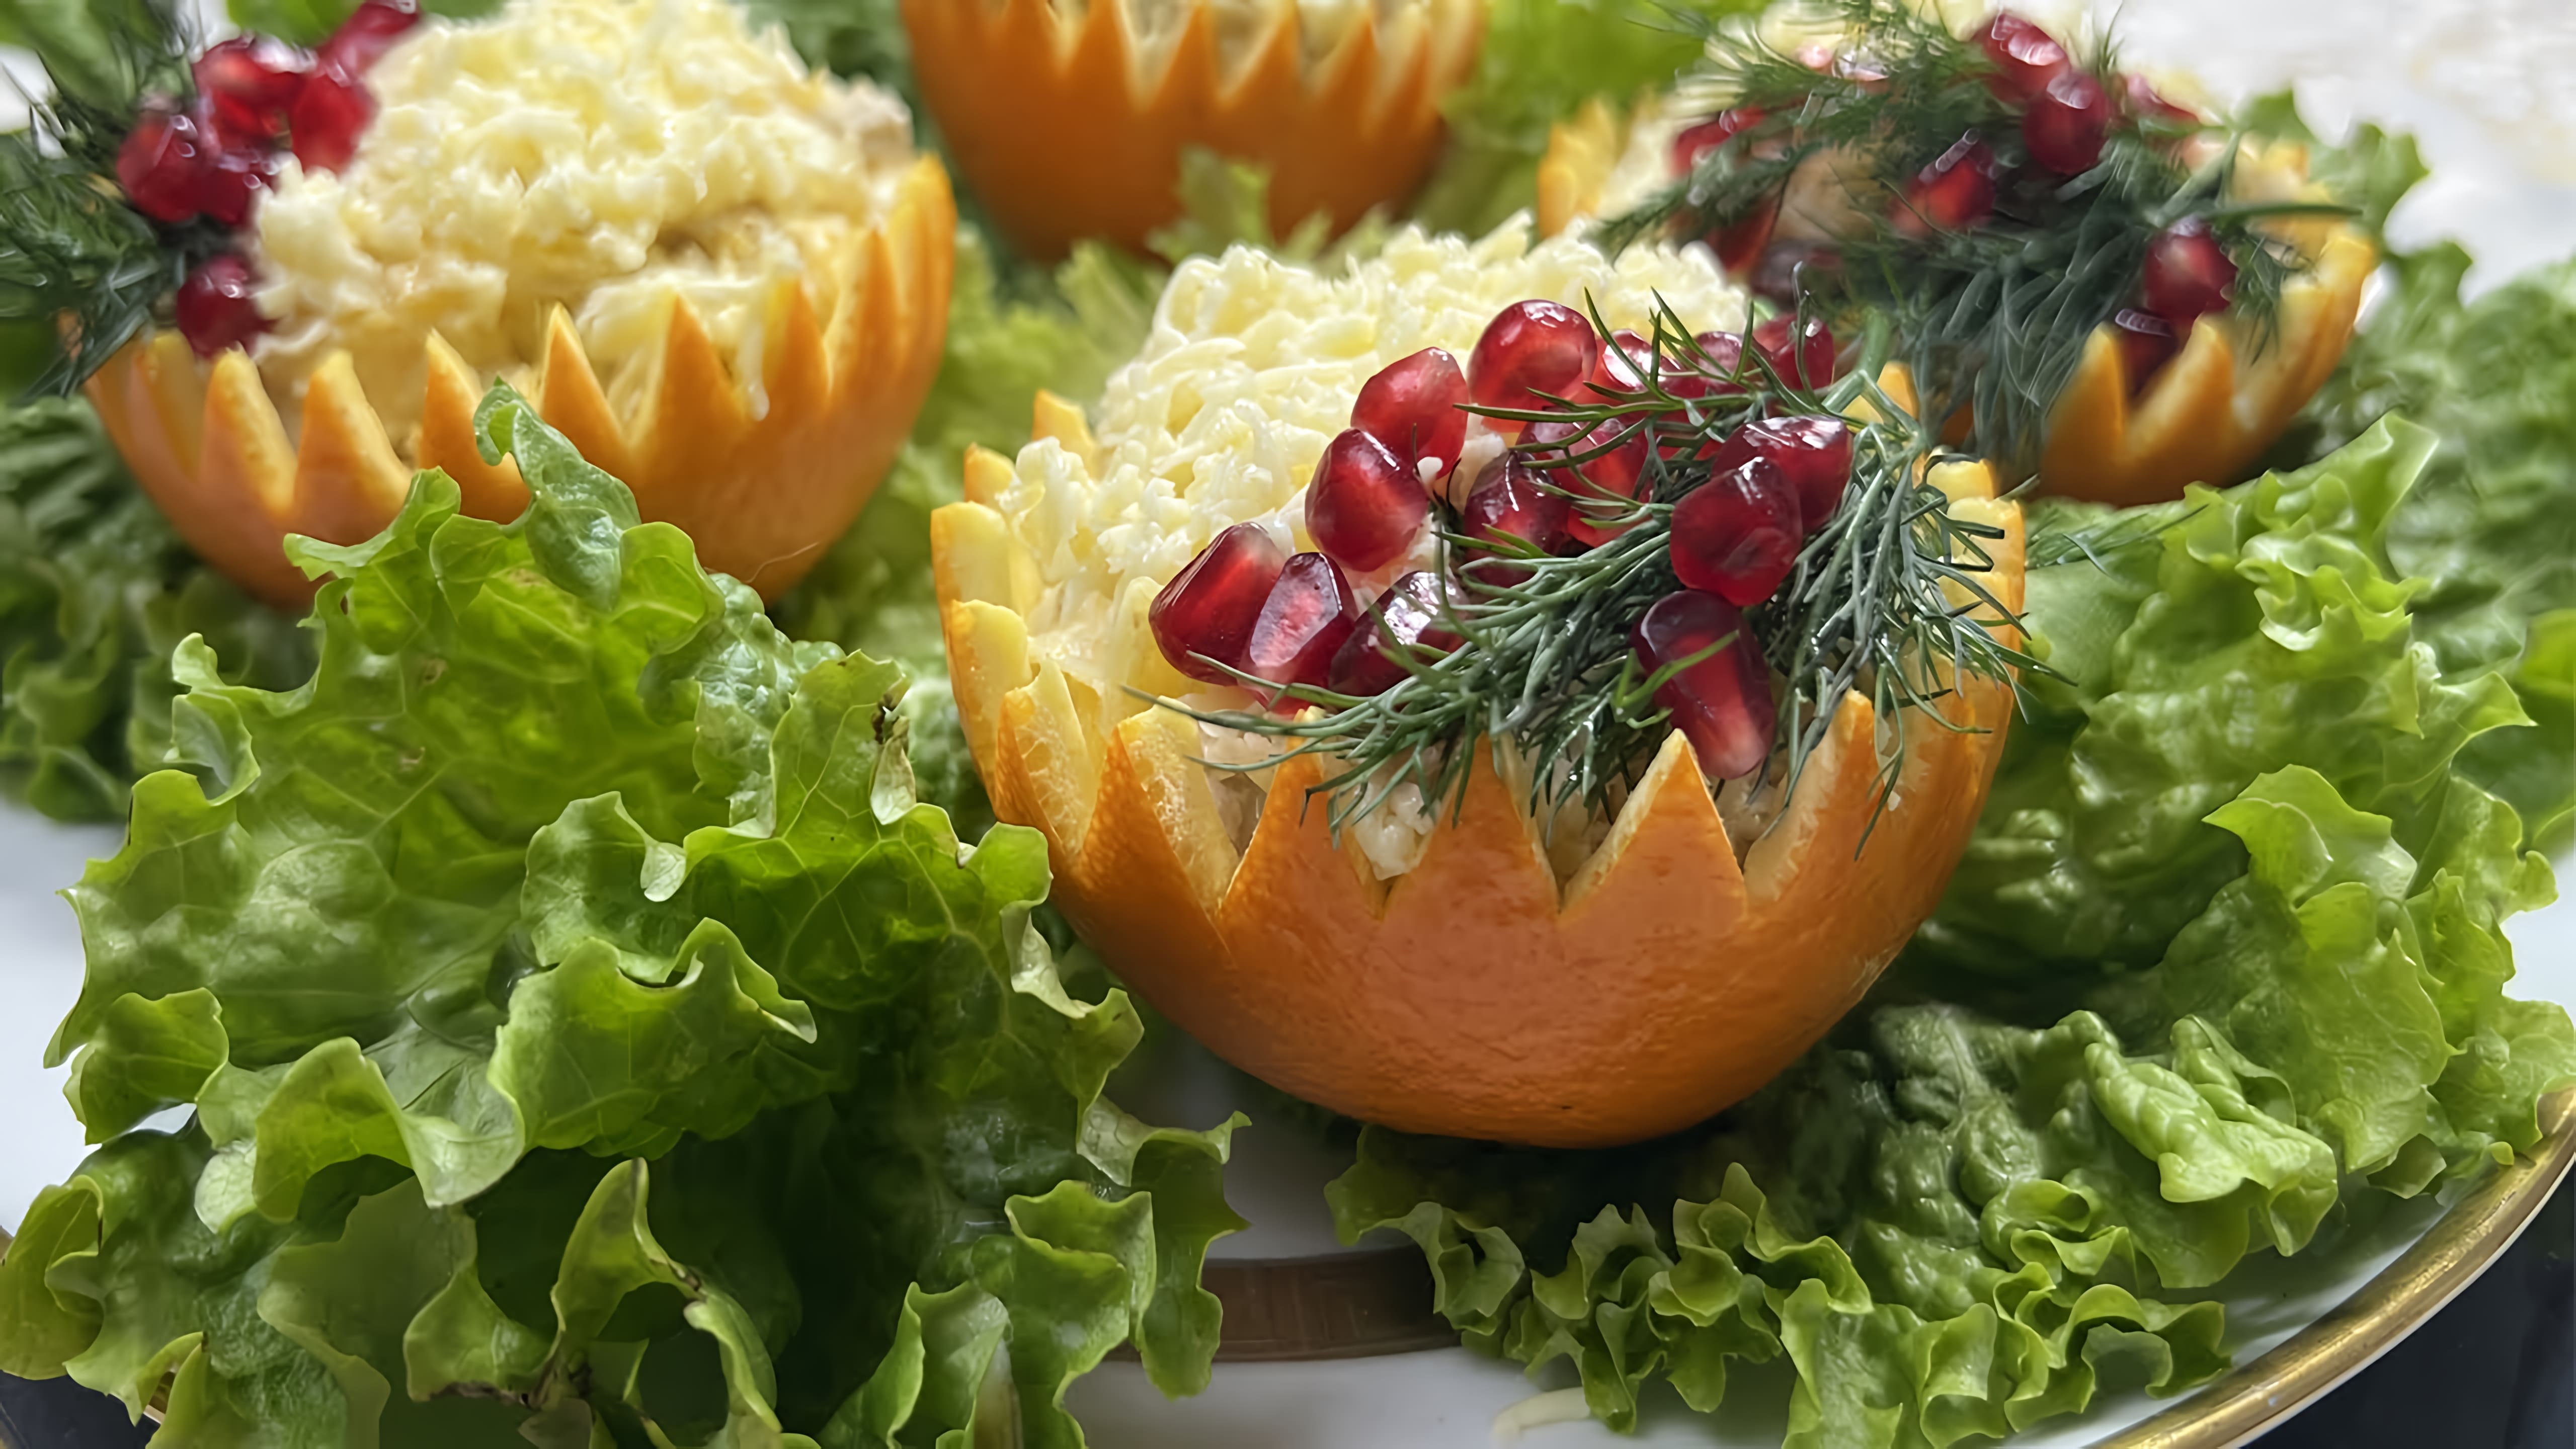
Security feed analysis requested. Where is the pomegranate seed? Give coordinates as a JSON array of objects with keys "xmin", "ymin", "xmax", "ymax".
[
  {"xmin": 1707, "ymin": 194, "xmax": 1781, "ymax": 279},
  {"xmin": 1750, "ymin": 314, "xmax": 1836, "ymax": 391},
  {"xmin": 1559, "ymin": 421, "xmax": 1652, "ymax": 547},
  {"xmin": 194, "ymin": 36, "xmax": 309, "ymax": 148},
  {"xmin": 1470, "ymin": 300, "xmax": 1596, "ymax": 423},
  {"xmin": 1744, "ymin": 237, "xmax": 1840, "ymax": 306},
  {"xmin": 1670, "ymin": 457, "xmax": 1802, "ymax": 607},
  {"xmin": 1892, "ymin": 134, "xmax": 1995, "ymax": 236},
  {"xmin": 1241, "ymin": 553, "xmax": 1359, "ymax": 705},
  {"xmin": 175, "ymin": 254, "xmax": 269, "ymax": 357},
  {"xmin": 1705, "ymin": 417, "xmax": 1851, "ymax": 531},
  {"xmin": 1306, "ymin": 428, "xmax": 1427, "ymax": 573},
  {"xmin": 320, "ymin": 0, "xmax": 422, "ymax": 74},
  {"xmin": 2111, "ymin": 308, "xmax": 2180, "ymax": 390},
  {"xmin": 1329, "ymin": 572, "xmax": 1464, "ymax": 697},
  {"xmin": 1596, "ymin": 329, "xmax": 1654, "ymax": 392},
  {"xmin": 2024, "ymin": 69, "xmax": 2112, "ymax": 174},
  {"xmin": 1670, "ymin": 107, "xmax": 1764, "ymax": 173},
  {"xmin": 1979, "ymin": 13, "xmax": 2070, "ymax": 104},
  {"xmin": 1631, "ymin": 590, "xmax": 1777, "ymax": 780},
  {"xmin": 1150, "ymin": 523, "xmax": 1287, "ymax": 686},
  {"xmin": 290, "ymin": 62, "xmax": 375, "ymax": 174},
  {"xmin": 194, "ymin": 140, "xmax": 275, "ymax": 229},
  {"xmin": 1351, "ymin": 347, "xmax": 1470, "ymax": 479},
  {"xmin": 116, "ymin": 104, "xmax": 212, "ymax": 223},
  {"xmin": 2142, "ymin": 218, "xmax": 2238, "ymax": 327},
  {"xmin": 1682, "ymin": 330, "xmax": 1746, "ymax": 396},
  {"xmin": 1460, "ymin": 457, "xmax": 1571, "ymax": 587},
  {"xmin": 2120, "ymin": 73, "xmax": 2199, "ymax": 128}
]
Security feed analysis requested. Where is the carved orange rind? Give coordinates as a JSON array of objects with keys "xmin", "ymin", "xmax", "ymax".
[
  {"xmin": 84, "ymin": 156, "xmax": 958, "ymax": 609},
  {"xmin": 932, "ymin": 399, "xmax": 2025, "ymax": 1148},
  {"xmin": 1538, "ymin": 103, "xmax": 2375, "ymax": 505},
  {"xmin": 900, "ymin": 0, "xmax": 1483, "ymax": 262}
]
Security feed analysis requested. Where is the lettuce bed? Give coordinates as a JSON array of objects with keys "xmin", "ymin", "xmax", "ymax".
[
  {"xmin": 1333, "ymin": 423, "xmax": 2575, "ymax": 1445},
  {"xmin": 0, "ymin": 392, "xmax": 1241, "ymax": 1445}
]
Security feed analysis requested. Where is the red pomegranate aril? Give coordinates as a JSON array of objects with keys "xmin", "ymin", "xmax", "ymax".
[
  {"xmin": 290, "ymin": 63, "xmax": 375, "ymax": 174},
  {"xmin": 1351, "ymin": 347, "xmax": 1470, "ymax": 479},
  {"xmin": 1670, "ymin": 107, "xmax": 1764, "ymax": 173},
  {"xmin": 175, "ymin": 254, "xmax": 269, "ymax": 358},
  {"xmin": 1751, "ymin": 314, "xmax": 1836, "ymax": 391},
  {"xmin": 116, "ymin": 105, "xmax": 212, "ymax": 223},
  {"xmin": 2120, "ymin": 72, "xmax": 2199, "ymax": 128},
  {"xmin": 1631, "ymin": 590, "xmax": 1777, "ymax": 780},
  {"xmin": 1682, "ymin": 330, "xmax": 1746, "ymax": 397},
  {"xmin": 320, "ymin": 0, "xmax": 423, "ymax": 74},
  {"xmin": 2025, "ymin": 68, "xmax": 2112, "ymax": 174},
  {"xmin": 1470, "ymin": 299, "xmax": 1596, "ymax": 423},
  {"xmin": 1671, "ymin": 457, "xmax": 1802, "ymax": 606},
  {"xmin": 1460, "ymin": 457, "xmax": 1572, "ymax": 586},
  {"xmin": 2111, "ymin": 308, "xmax": 2180, "ymax": 390},
  {"xmin": 194, "ymin": 140, "xmax": 275, "ymax": 229},
  {"xmin": 1596, "ymin": 329, "xmax": 1654, "ymax": 392},
  {"xmin": 1980, "ymin": 13, "xmax": 2070, "ymax": 104},
  {"xmin": 1330, "ymin": 572, "xmax": 1464, "ymax": 697},
  {"xmin": 1563, "ymin": 420, "xmax": 1652, "ymax": 547},
  {"xmin": 1707, "ymin": 194, "xmax": 1781, "ymax": 279},
  {"xmin": 1306, "ymin": 428, "xmax": 1426, "ymax": 573},
  {"xmin": 1150, "ymin": 523, "xmax": 1289, "ymax": 685},
  {"xmin": 195, "ymin": 36, "xmax": 310, "ymax": 148},
  {"xmin": 2143, "ymin": 217, "xmax": 2238, "ymax": 327},
  {"xmin": 1241, "ymin": 552, "xmax": 1359, "ymax": 704},
  {"xmin": 1892, "ymin": 134, "xmax": 1995, "ymax": 236},
  {"xmin": 1706, "ymin": 416, "xmax": 1852, "ymax": 531}
]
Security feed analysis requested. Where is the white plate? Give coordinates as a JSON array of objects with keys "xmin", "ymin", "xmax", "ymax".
[{"xmin": 3, "ymin": 1, "xmax": 2571, "ymax": 1445}]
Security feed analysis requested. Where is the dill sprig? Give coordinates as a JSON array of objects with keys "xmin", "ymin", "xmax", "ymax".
[
  {"xmin": 1165, "ymin": 295, "xmax": 2036, "ymax": 841},
  {"xmin": 1596, "ymin": 0, "xmax": 2352, "ymax": 474},
  {"xmin": 0, "ymin": 0, "xmax": 215, "ymax": 398}
]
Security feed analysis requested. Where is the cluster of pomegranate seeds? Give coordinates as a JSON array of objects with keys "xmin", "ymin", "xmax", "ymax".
[
  {"xmin": 1631, "ymin": 591, "xmax": 1778, "ymax": 780},
  {"xmin": 1893, "ymin": 134, "xmax": 1996, "ymax": 236},
  {"xmin": 1707, "ymin": 416, "xmax": 1853, "ymax": 522}
]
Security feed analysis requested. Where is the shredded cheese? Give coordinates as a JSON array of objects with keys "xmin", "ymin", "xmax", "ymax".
[{"xmin": 251, "ymin": 0, "xmax": 915, "ymax": 442}]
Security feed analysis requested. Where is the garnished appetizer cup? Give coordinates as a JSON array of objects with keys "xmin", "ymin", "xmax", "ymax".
[
  {"xmin": 1536, "ymin": 4, "xmax": 2372, "ymax": 506},
  {"xmin": 902, "ymin": 0, "xmax": 1484, "ymax": 260},
  {"xmin": 932, "ymin": 226, "xmax": 2029, "ymax": 1146},
  {"xmin": 56, "ymin": 0, "xmax": 952, "ymax": 608}
]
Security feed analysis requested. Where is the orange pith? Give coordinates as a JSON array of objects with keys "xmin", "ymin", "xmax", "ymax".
[
  {"xmin": 84, "ymin": 158, "xmax": 956, "ymax": 610},
  {"xmin": 933, "ymin": 403, "xmax": 2024, "ymax": 1148},
  {"xmin": 900, "ymin": 0, "xmax": 1484, "ymax": 262},
  {"xmin": 1537, "ymin": 101, "xmax": 2374, "ymax": 506}
]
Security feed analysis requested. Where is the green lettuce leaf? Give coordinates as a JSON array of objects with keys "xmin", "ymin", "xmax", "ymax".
[
  {"xmin": 1412, "ymin": 0, "xmax": 1768, "ymax": 237},
  {"xmin": 0, "ymin": 398, "xmax": 311, "ymax": 822},
  {"xmin": 1332, "ymin": 425, "xmax": 2574, "ymax": 1443},
  {"xmin": 2, "ymin": 387, "xmax": 1239, "ymax": 1445},
  {"xmin": 223, "ymin": 0, "xmax": 501, "ymax": 48}
]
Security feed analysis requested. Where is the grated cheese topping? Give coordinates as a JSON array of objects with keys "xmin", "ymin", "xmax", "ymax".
[
  {"xmin": 990, "ymin": 221, "xmax": 1745, "ymax": 875},
  {"xmin": 251, "ymin": 0, "xmax": 916, "ymax": 443}
]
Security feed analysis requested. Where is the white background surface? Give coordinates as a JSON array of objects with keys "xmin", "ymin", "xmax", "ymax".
[{"xmin": 0, "ymin": 0, "xmax": 2570, "ymax": 1445}]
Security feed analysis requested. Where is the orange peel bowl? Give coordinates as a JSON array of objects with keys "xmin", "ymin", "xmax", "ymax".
[
  {"xmin": 83, "ymin": 157, "xmax": 957, "ymax": 610},
  {"xmin": 900, "ymin": 0, "xmax": 1483, "ymax": 261},
  {"xmin": 932, "ymin": 399, "xmax": 2025, "ymax": 1148},
  {"xmin": 1537, "ymin": 100, "xmax": 2374, "ymax": 507}
]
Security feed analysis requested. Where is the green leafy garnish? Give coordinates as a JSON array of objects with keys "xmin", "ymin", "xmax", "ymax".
[{"xmin": 0, "ymin": 387, "xmax": 1240, "ymax": 1444}]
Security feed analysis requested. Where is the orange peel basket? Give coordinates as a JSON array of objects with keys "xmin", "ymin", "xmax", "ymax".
[
  {"xmin": 84, "ymin": 157, "xmax": 958, "ymax": 610},
  {"xmin": 1538, "ymin": 99, "xmax": 2374, "ymax": 507},
  {"xmin": 901, "ymin": 0, "xmax": 1484, "ymax": 261},
  {"xmin": 931, "ymin": 394, "xmax": 2025, "ymax": 1148}
]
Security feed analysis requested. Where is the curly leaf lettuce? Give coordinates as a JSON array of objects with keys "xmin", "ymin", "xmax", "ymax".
[
  {"xmin": 0, "ymin": 398, "xmax": 311, "ymax": 821},
  {"xmin": 1, "ymin": 388, "xmax": 1239, "ymax": 1445},
  {"xmin": 1333, "ymin": 423, "xmax": 2573, "ymax": 1444}
]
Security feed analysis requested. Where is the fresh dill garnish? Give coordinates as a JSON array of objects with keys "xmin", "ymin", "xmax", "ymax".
[
  {"xmin": 1162, "ymin": 295, "xmax": 2036, "ymax": 842},
  {"xmin": 1594, "ymin": 0, "xmax": 2353, "ymax": 476},
  {"xmin": 0, "ymin": 0, "xmax": 216, "ymax": 398}
]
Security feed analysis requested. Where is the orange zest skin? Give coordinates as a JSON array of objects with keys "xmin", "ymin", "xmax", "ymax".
[
  {"xmin": 900, "ymin": 0, "xmax": 1483, "ymax": 262},
  {"xmin": 1536, "ymin": 104, "xmax": 2373, "ymax": 506},
  {"xmin": 933, "ymin": 406, "xmax": 2024, "ymax": 1147},
  {"xmin": 85, "ymin": 157, "xmax": 956, "ymax": 610}
]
